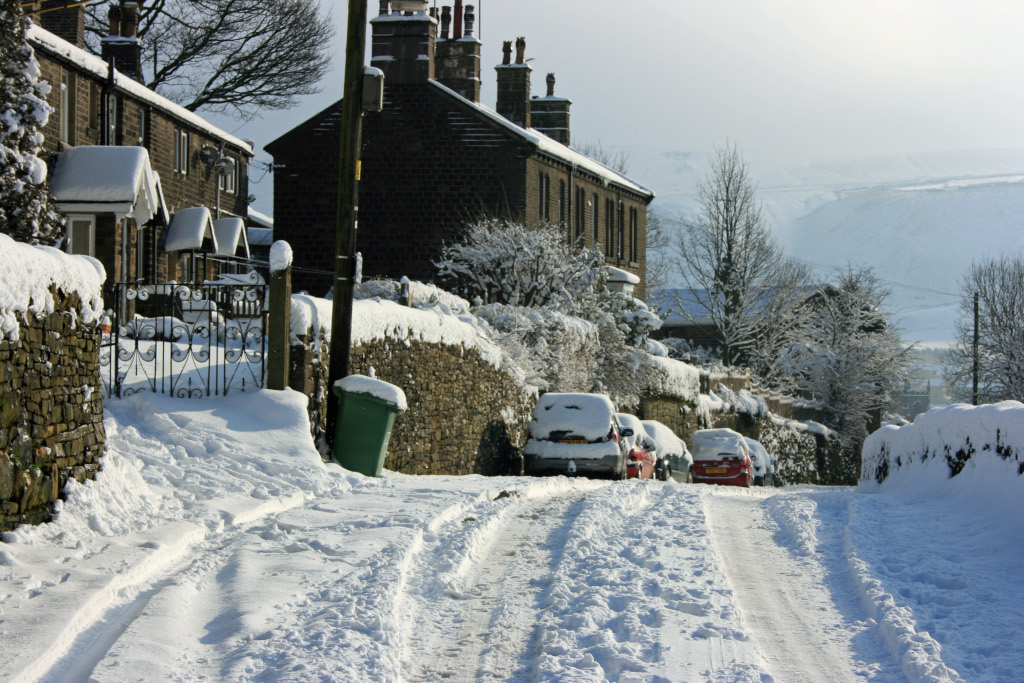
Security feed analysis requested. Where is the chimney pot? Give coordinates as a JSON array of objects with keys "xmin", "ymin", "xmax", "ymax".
[
  {"xmin": 463, "ymin": 5, "xmax": 475, "ymax": 38},
  {"xmin": 107, "ymin": 4, "xmax": 121, "ymax": 37},
  {"xmin": 440, "ymin": 5, "xmax": 451, "ymax": 40},
  {"xmin": 122, "ymin": 2, "xmax": 139, "ymax": 38},
  {"xmin": 501, "ymin": 40, "xmax": 512, "ymax": 65},
  {"xmin": 453, "ymin": 0, "xmax": 463, "ymax": 40},
  {"xmin": 515, "ymin": 37, "xmax": 526, "ymax": 65},
  {"xmin": 546, "ymin": 73, "xmax": 555, "ymax": 97},
  {"xmin": 378, "ymin": 0, "xmax": 389, "ymax": 15}
]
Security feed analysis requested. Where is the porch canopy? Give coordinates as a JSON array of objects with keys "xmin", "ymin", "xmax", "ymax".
[
  {"xmin": 50, "ymin": 146, "xmax": 168, "ymax": 225},
  {"xmin": 164, "ymin": 207, "xmax": 218, "ymax": 253},
  {"xmin": 212, "ymin": 217, "xmax": 250, "ymax": 258}
]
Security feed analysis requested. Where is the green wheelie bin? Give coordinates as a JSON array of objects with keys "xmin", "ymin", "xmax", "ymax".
[{"xmin": 331, "ymin": 375, "xmax": 406, "ymax": 477}]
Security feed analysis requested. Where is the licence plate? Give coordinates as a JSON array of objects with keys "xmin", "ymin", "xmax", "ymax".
[
  {"xmin": 561, "ymin": 439, "xmax": 587, "ymax": 444},
  {"xmin": 705, "ymin": 468, "xmax": 727, "ymax": 474}
]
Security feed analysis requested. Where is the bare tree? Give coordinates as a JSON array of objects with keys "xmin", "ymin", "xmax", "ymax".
[
  {"xmin": 781, "ymin": 266, "xmax": 911, "ymax": 448},
  {"xmin": 644, "ymin": 210, "xmax": 671, "ymax": 293},
  {"xmin": 573, "ymin": 139, "xmax": 630, "ymax": 175},
  {"xmin": 946, "ymin": 254, "xmax": 1024, "ymax": 403},
  {"xmin": 672, "ymin": 143, "xmax": 784, "ymax": 365},
  {"xmin": 745, "ymin": 257, "xmax": 813, "ymax": 391},
  {"xmin": 84, "ymin": 0, "xmax": 334, "ymax": 117}
]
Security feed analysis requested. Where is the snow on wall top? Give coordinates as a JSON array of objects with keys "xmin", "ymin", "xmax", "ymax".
[
  {"xmin": 860, "ymin": 402, "xmax": 1024, "ymax": 510},
  {"xmin": 645, "ymin": 354, "xmax": 701, "ymax": 403},
  {"xmin": 429, "ymin": 80, "xmax": 654, "ymax": 199},
  {"xmin": 26, "ymin": 24, "xmax": 252, "ymax": 154},
  {"xmin": 529, "ymin": 393, "xmax": 617, "ymax": 442},
  {"xmin": 0, "ymin": 233, "xmax": 105, "ymax": 341}
]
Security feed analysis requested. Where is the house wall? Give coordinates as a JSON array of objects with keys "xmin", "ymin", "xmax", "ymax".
[
  {"xmin": 31, "ymin": 27, "xmax": 252, "ymax": 285},
  {"xmin": 0, "ymin": 289, "xmax": 105, "ymax": 532}
]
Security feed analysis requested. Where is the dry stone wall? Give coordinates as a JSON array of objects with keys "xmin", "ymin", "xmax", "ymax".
[
  {"xmin": 0, "ymin": 289, "xmax": 105, "ymax": 531},
  {"xmin": 291, "ymin": 332, "xmax": 534, "ymax": 476}
]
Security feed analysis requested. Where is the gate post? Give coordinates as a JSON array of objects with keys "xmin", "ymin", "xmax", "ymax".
[{"xmin": 267, "ymin": 241, "xmax": 293, "ymax": 391}]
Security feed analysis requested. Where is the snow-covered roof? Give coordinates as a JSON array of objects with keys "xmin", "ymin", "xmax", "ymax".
[
  {"xmin": 247, "ymin": 228, "xmax": 273, "ymax": 247},
  {"xmin": 49, "ymin": 146, "xmax": 167, "ymax": 225},
  {"xmin": 246, "ymin": 208, "xmax": 274, "ymax": 229},
  {"xmin": 164, "ymin": 207, "xmax": 217, "ymax": 252},
  {"xmin": 27, "ymin": 25, "xmax": 252, "ymax": 154},
  {"xmin": 605, "ymin": 266, "xmax": 640, "ymax": 285},
  {"xmin": 0, "ymin": 233, "xmax": 106, "ymax": 341},
  {"xmin": 212, "ymin": 217, "xmax": 249, "ymax": 258},
  {"xmin": 429, "ymin": 80, "xmax": 655, "ymax": 199}
]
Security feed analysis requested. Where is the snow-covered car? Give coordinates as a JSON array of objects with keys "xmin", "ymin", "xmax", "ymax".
[
  {"xmin": 743, "ymin": 437, "xmax": 775, "ymax": 486},
  {"xmin": 689, "ymin": 428, "xmax": 754, "ymax": 487},
  {"xmin": 616, "ymin": 413, "xmax": 657, "ymax": 479},
  {"xmin": 524, "ymin": 393, "xmax": 629, "ymax": 479},
  {"xmin": 642, "ymin": 419, "xmax": 694, "ymax": 483}
]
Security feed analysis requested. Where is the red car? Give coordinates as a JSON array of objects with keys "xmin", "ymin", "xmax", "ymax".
[
  {"xmin": 616, "ymin": 413, "xmax": 657, "ymax": 479},
  {"xmin": 689, "ymin": 428, "xmax": 754, "ymax": 487}
]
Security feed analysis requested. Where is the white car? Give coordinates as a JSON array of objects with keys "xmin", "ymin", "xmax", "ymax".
[
  {"xmin": 642, "ymin": 419, "xmax": 693, "ymax": 483},
  {"xmin": 743, "ymin": 437, "xmax": 775, "ymax": 486},
  {"xmin": 523, "ymin": 393, "xmax": 629, "ymax": 479}
]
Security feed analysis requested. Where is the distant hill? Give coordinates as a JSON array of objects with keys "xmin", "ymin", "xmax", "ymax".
[{"xmin": 630, "ymin": 147, "xmax": 1024, "ymax": 345}]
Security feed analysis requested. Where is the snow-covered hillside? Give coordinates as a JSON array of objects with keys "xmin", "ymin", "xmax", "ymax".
[{"xmin": 635, "ymin": 147, "xmax": 1024, "ymax": 345}]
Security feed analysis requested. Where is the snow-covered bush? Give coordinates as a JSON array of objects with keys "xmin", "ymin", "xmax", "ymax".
[
  {"xmin": 436, "ymin": 218, "xmax": 604, "ymax": 308},
  {"xmin": 0, "ymin": 0, "xmax": 62, "ymax": 246},
  {"xmin": 861, "ymin": 402, "xmax": 1024, "ymax": 498}
]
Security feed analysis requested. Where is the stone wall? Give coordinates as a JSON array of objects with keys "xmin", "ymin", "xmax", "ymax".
[
  {"xmin": 290, "ymin": 332, "xmax": 535, "ymax": 476},
  {"xmin": 0, "ymin": 289, "xmax": 105, "ymax": 531}
]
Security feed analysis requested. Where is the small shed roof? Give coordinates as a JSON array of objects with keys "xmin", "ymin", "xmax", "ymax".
[
  {"xmin": 165, "ymin": 207, "xmax": 218, "ymax": 252},
  {"xmin": 212, "ymin": 217, "xmax": 250, "ymax": 258},
  {"xmin": 50, "ymin": 146, "xmax": 167, "ymax": 225}
]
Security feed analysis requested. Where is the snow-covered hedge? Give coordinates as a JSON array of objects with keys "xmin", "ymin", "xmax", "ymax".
[
  {"xmin": 0, "ymin": 233, "xmax": 105, "ymax": 340},
  {"xmin": 861, "ymin": 402, "xmax": 1024, "ymax": 507}
]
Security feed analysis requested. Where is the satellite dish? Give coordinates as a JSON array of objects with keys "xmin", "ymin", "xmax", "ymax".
[{"xmin": 214, "ymin": 156, "xmax": 236, "ymax": 177}]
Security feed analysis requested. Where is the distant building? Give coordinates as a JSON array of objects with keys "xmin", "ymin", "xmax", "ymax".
[{"xmin": 267, "ymin": 2, "xmax": 655, "ymax": 296}]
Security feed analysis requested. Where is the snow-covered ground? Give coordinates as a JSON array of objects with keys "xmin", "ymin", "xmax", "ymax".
[{"xmin": 2, "ymin": 391, "xmax": 1021, "ymax": 682}]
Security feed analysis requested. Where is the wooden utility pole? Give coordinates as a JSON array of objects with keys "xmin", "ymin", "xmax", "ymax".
[{"xmin": 326, "ymin": 0, "xmax": 369, "ymax": 449}]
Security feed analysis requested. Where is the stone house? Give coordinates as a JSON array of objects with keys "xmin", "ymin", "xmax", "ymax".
[
  {"xmin": 25, "ymin": 1, "xmax": 255, "ymax": 286},
  {"xmin": 267, "ymin": 2, "xmax": 655, "ymax": 297}
]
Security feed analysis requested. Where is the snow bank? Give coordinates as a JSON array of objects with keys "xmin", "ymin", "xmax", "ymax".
[
  {"xmin": 0, "ymin": 233, "xmax": 105, "ymax": 340},
  {"xmin": 860, "ymin": 402, "xmax": 1024, "ymax": 515}
]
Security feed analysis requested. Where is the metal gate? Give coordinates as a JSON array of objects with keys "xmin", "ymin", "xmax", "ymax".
[{"xmin": 100, "ymin": 276, "xmax": 268, "ymax": 398}]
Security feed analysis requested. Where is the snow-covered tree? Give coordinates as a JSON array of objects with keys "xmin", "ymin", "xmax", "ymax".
[
  {"xmin": 436, "ymin": 218, "xmax": 604, "ymax": 309},
  {"xmin": 946, "ymin": 254, "xmax": 1024, "ymax": 403},
  {"xmin": 0, "ymin": 0, "xmax": 62, "ymax": 246},
  {"xmin": 744, "ymin": 258, "xmax": 813, "ymax": 392},
  {"xmin": 671, "ymin": 143, "xmax": 786, "ymax": 365},
  {"xmin": 780, "ymin": 266, "xmax": 911, "ymax": 448}
]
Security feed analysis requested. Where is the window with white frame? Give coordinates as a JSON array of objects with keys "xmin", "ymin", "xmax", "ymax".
[
  {"xmin": 59, "ymin": 70, "xmax": 70, "ymax": 145},
  {"xmin": 67, "ymin": 215, "xmax": 95, "ymax": 256},
  {"xmin": 174, "ymin": 128, "xmax": 189, "ymax": 174}
]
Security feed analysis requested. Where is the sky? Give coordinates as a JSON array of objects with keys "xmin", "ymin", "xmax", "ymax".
[{"xmin": 227, "ymin": 0, "xmax": 1024, "ymax": 216}]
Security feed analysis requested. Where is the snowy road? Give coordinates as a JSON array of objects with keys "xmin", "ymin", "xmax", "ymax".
[{"xmin": 2, "ymin": 391, "xmax": 1021, "ymax": 681}]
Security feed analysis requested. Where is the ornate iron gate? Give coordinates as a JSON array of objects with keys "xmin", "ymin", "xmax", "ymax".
[{"xmin": 100, "ymin": 276, "xmax": 268, "ymax": 398}]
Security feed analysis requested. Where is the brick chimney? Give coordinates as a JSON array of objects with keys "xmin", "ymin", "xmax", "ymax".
[
  {"xmin": 530, "ymin": 73, "xmax": 572, "ymax": 145},
  {"xmin": 495, "ymin": 37, "xmax": 531, "ymax": 128},
  {"xmin": 435, "ymin": 4, "xmax": 481, "ymax": 102},
  {"xmin": 100, "ymin": 2, "xmax": 143, "ymax": 82},
  {"xmin": 370, "ymin": 1, "xmax": 437, "ymax": 87},
  {"xmin": 37, "ymin": 0, "xmax": 86, "ymax": 48}
]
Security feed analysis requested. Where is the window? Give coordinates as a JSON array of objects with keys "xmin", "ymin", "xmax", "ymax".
[
  {"xmin": 605, "ymin": 198, "xmax": 614, "ymax": 256},
  {"xmin": 630, "ymin": 207, "xmax": 639, "ymax": 262},
  {"xmin": 59, "ymin": 70, "xmax": 70, "ymax": 145},
  {"xmin": 539, "ymin": 172, "xmax": 550, "ymax": 222},
  {"xmin": 574, "ymin": 187, "xmax": 585, "ymax": 241},
  {"xmin": 138, "ymin": 108, "xmax": 147, "ymax": 146},
  {"xmin": 618, "ymin": 202, "xmax": 625, "ymax": 260},
  {"xmin": 174, "ymin": 128, "xmax": 189, "ymax": 175},
  {"xmin": 67, "ymin": 216, "xmax": 95, "ymax": 256},
  {"xmin": 219, "ymin": 157, "xmax": 237, "ymax": 194},
  {"xmin": 105, "ymin": 94, "xmax": 118, "ymax": 145},
  {"xmin": 88, "ymin": 83, "xmax": 99, "ymax": 131},
  {"xmin": 592, "ymin": 193, "xmax": 599, "ymax": 246},
  {"xmin": 558, "ymin": 180, "xmax": 566, "ymax": 228}
]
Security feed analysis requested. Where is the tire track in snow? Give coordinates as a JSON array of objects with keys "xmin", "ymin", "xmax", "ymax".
[
  {"xmin": 402, "ymin": 490, "xmax": 591, "ymax": 682},
  {"xmin": 707, "ymin": 489, "xmax": 881, "ymax": 682}
]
